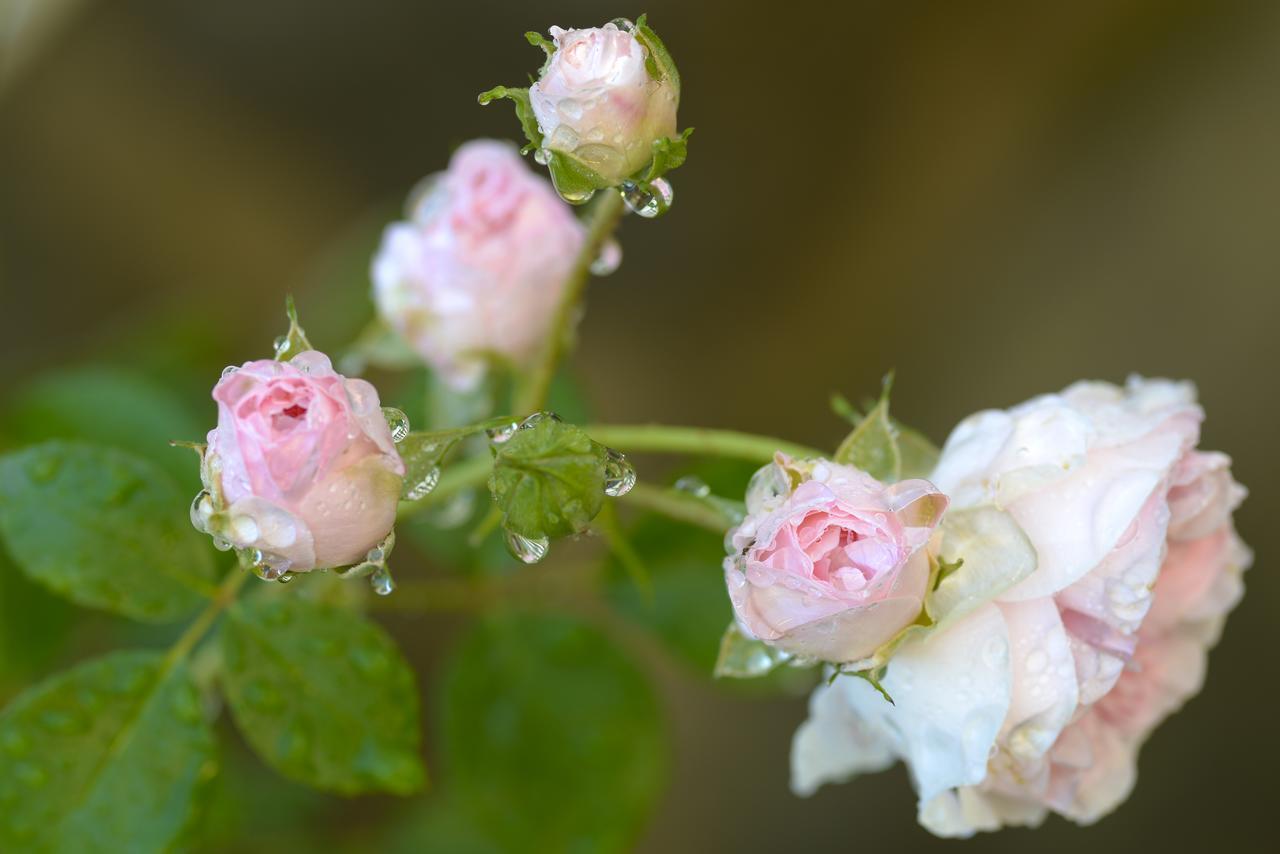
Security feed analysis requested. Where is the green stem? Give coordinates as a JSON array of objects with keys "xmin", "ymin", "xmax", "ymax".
[
  {"xmin": 515, "ymin": 190, "xmax": 626, "ymax": 414},
  {"xmin": 586, "ymin": 424, "xmax": 822, "ymax": 463},
  {"xmin": 163, "ymin": 566, "xmax": 249, "ymax": 668},
  {"xmin": 620, "ymin": 482, "xmax": 731, "ymax": 532}
]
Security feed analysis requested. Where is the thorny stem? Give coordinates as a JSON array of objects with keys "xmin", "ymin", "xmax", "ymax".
[{"xmin": 515, "ymin": 189, "xmax": 626, "ymax": 414}]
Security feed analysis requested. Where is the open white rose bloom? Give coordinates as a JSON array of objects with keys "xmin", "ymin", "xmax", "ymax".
[{"xmin": 790, "ymin": 377, "xmax": 1250, "ymax": 836}]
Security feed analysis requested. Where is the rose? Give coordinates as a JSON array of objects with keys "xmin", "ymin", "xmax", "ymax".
[
  {"xmin": 193, "ymin": 350, "xmax": 405, "ymax": 574},
  {"xmin": 790, "ymin": 377, "xmax": 1249, "ymax": 836},
  {"xmin": 371, "ymin": 140, "xmax": 585, "ymax": 389},
  {"xmin": 724, "ymin": 455, "xmax": 947, "ymax": 664},
  {"xmin": 529, "ymin": 23, "xmax": 679, "ymax": 185}
]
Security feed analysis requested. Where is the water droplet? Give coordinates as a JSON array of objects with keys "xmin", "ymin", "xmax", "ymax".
[
  {"xmin": 610, "ymin": 17, "xmax": 636, "ymax": 31},
  {"xmin": 272, "ymin": 335, "xmax": 288, "ymax": 354},
  {"xmin": 189, "ymin": 490, "xmax": 214, "ymax": 532},
  {"xmin": 505, "ymin": 529, "xmax": 550, "ymax": 564},
  {"xmin": 276, "ymin": 572, "xmax": 294, "ymax": 584},
  {"xmin": 404, "ymin": 466, "xmax": 441, "ymax": 501},
  {"xmin": 486, "ymin": 421, "xmax": 519, "ymax": 444},
  {"xmin": 674, "ymin": 476, "xmax": 711, "ymax": 498},
  {"xmin": 366, "ymin": 544, "xmax": 386, "ymax": 563},
  {"xmin": 1025, "ymin": 649, "xmax": 1049, "ymax": 674},
  {"xmin": 590, "ymin": 238, "xmax": 622, "ymax": 275},
  {"xmin": 370, "ymin": 566, "xmax": 396, "ymax": 596},
  {"xmin": 603, "ymin": 448, "xmax": 636, "ymax": 497},
  {"xmin": 211, "ymin": 535, "xmax": 233, "ymax": 552},
  {"xmin": 229, "ymin": 514, "xmax": 259, "ymax": 544},
  {"xmin": 534, "ymin": 147, "xmax": 551, "ymax": 165},
  {"xmin": 382, "ymin": 407, "xmax": 411, "ymax": 443},
  {"xmin": 519, "ymin": 411, "xmax": 562, "ymax": 430},
  {"xmin": 620, "ymin": 177, "xmax": 674, "ymax": 218},
  {"xmin": 220, "ymin": 365, "xmax": 239, "ymax": 379}
]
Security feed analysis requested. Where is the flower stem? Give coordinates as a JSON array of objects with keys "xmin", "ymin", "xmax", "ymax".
[
  {"xmin": 163, "ymin": 566, "xmax": 249, "ymax": 669},
  {"xmin": 585, "ymin": 424, "xmax": 823, "ymax": 463},
  {"xmin": 621, "ymin": 482, "xmax": 731, "ymax": 532},
  {"xmin": 515, "ymin": 189, "xmax": 626, "ymax": 414}
]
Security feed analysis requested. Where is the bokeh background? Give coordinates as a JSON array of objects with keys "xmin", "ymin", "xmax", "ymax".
[{"xmin": 2, "ymin": 0, "xmax": 1278, "ymax": 851}]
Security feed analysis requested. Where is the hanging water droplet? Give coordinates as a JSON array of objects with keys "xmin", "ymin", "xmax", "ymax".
[
  {"xmin": 366, "ymin": 544, "xmax": 386, "ymax": 564},
  {"xmin": 211, "ymin": 535, "xmax": 233, "ymax": 552},
  {"xmin": 404, "ymin": 465, "xmax": 441, "ymax": 501},
  {"xmin": 505, "ymin": 529, "xmax": 550, "ymax": 564},
  {"xmin": 276, "ymin": 572, "xmax": 294, "ymax": 584},
  {"xmin": 486, "ymin": 421, "xmax": 520, "ymax": 444},
  {"xmin": 189, "ymin": 490, "xmax": 214, "ymax": 532},
  {"xmin": 590, "ymin": 238, "xmax": 623, "ymax": 276},
  {"xmin": 610, "ymin": 17, "xmax": 636, "ymax": 31},
  {"xmin": 533, "ymin": 148, "xmax": 551, "ymax": 166},
  {"xmin": 220, "ymin": 365, "xmax": 239, "ymax": 379},
  {"xmin": 381, "ymin": 407, "xmax": 411, "ymax": 443},
  {"xmin": 603, "ymin": 448, "xmax": 636, "ymax": 497},
  {"xmin": 272, "ymin": 335, "xmax": 288, "ymax": 356},
  {"xmin": 674, "ymin": 476, "xmax": 711, "ymax": 498},
  {"xmin": 620, "ymin": 180, "xmax": 673, "ymax": 218},
  {"xmin": 370, "ymin": 566, "xmax": 396, "ymax": 596}
]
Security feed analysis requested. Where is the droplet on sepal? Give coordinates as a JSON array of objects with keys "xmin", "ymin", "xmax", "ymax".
[
  {"xmin": 505, "ymin": 529, "xmax": 550, "ymax": 564},
  {"xmin": 211, "ymin": 535, "xmax": 233, "ymax": 552},
  {"xmin": 381, "ymin": 407, "xmax": 411, "ymax": 443},
  {"xmin": 272, "ymin": 335, "xmax": 288, "ymax": 356},
  {"xmin": 276, "ymin": 572, "xmax": 294, "ymax": 584},
  {"xmin": 533, "ymin": 148, "xmax": 551, "ymax": 166},
  {"xmin": 620, "ymin": 177, "xmax": 674, "ymax": 218},
  {"xmin": 404, "ymin": 465, "xmax": 441, "ymax": 501},
  {"xmin": 590, "ymin": 238, "xmax": 622, "ymax": 275},
  {"xmin": 370, "ymin": 565, "xmax": 396, "ymax": 596},
  {"xmin": 603, "ymin": 448, "xmax": 636, "ymax": 497},
  {"xmin": 519, "ymin": 411, "xmax": 561, "ymax": 430},
  {"xmin": 486, "ymin": 421, "xmax": 519, "ymax": 444},
  {"xmin": 674, "ymin": 476, "xmax": 711, "ymax": 498}
]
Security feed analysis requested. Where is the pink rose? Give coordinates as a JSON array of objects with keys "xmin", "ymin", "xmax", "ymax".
[
  {"xmin": 193, "ymin": 351, "xmax": 404, "ymax": 574},
  {"xmin": 529, "ymin": 23, "xmax": 679, "ymax": 184},
  {"xmin": 791, "ymin": 378, "xmax": 1249, "ymax": 836},
  {"xmin": 724, "ymin": 455, "xmax": 947, "ymax": 663},
  {"xmin": 371, "ymin": 140, "xmax": 585, "ymax": 389}
]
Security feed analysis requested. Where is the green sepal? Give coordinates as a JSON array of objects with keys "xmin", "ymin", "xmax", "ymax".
[
  {"xmin": 833, "ymin": 373, "xmax": 900, "ymax": 481},
  {"xmin": 545, "ymin": 149, "xmax": 613, "ymax": 203},
  {"xmin": 634, "ymin": 14, "xmax": 681, "ymax": 96},
  {"xmin": 273, "ymin": 296, "xmax": 313, "ymax": 362},
  {"xmin": 642, "ymin": 127, "xmax": 694, "ymax": 184},
  {"xmin": 477, "ymin": 85, "xmax": 543, "ymax": 154},
  {"xmin": 524, "ymin": 31, "xmax": 555, "ymax": 73}
]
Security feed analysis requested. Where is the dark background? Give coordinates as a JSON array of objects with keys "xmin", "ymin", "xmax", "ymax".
[{"xmin": 1, "ymin": 1, "xmax": 1277, "ymax": 851}]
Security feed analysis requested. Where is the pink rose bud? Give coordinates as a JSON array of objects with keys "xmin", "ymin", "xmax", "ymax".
[
  {"xmin": 371, "ymin": 140, "xmax": 586, "ymax": 390},
  {"xmin": 724, "ymin": 455, "xmax": 948, "ymax": 664},
  {"xmin": 792, "ymin": 378, "xmax": 1250, "ymax": 837},
  {"xmin": 193, "ymin": 351, "xmax": 405, "ymax": 575},
  {"xmin": 529, "ymin": 22, "xmax": 679, "ymax": 185}
]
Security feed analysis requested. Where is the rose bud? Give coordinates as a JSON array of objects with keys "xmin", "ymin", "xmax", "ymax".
[
  {"xmin": 193, "ymin": 351, "xmax": 405, "ymax": 575},
  {"xmin": 371, "ymin": 140, "xmax": 585, "ymax": 390},
  {"xmin": 723, "ymin": 455, "xmax": 948, "ymax": 664},
  {"xmin": 791, "ymin": 377, "xmax": 1249, "ymax": 837},
  {"xmin": 529, "ymin": 21, "xmax": 679, "ymax": 186}
]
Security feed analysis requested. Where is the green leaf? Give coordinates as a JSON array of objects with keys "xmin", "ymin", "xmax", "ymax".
[
  {"xmin": 833, "ymin": 375, "xmax": 901, "ymax": 482},
  {"xmin": 644, "ymin": 128, "xmax": 694, "ymax": 184},
  {"xmin": 713, "ymin": 621, "xmax": 793, "ymax": 678},
  {"xmin": 0, "ymin": 550, "xmax": 74, "ymax": 699},
  {"xmin": 634, "ymin": 14, "xmax": 681, "ymax": 96},
  {"xmin": 2, "ymin": 365, "xmax": 205, "ymax": 486},
  {"xmin": 545, "ymin": 149, "xmax": 613, "ymax": 203},
  {"xmin": 273, "ymin": 296, "xmax": 313, "ymax": 362},
  {"xmin": 488, "ymin": 417, "xmax": 606, "ymax": 540},
  {"xmin": 477, "ymin": 86, "xmax": 543, "ymax": 154},
  {"xmin": 219, "ymin": 596, "xmax": 424, "ymax": 795},
  {"xmin": 439, "ymin": 614, "xmax": 666, "ymax": 852},
  {"xmin": 0, "ymin": 650, "xmax": 215, "ymax": 852},
  {"xmin": 896, "ymin": 421, "xmax": 941, "ymax": 480},
  {"xmin": 0, "ymin": 441, "xmax": 217, "ymax": 622}
]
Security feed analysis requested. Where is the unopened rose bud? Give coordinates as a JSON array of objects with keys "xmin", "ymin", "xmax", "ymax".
[
  {"xmin": 724, "ymin": 455, "xmax": 948, "ymax": 664},
  {"xmin": 196, "ymin": 351, "xmax": 404, "ymax": 574},
  {"xmin": 371, "ymin": 140, "xmax": 585, "ymax": 389},
  {"xmin": 529, "ymin": 21, "xmax": 679, "ymax": 185}
]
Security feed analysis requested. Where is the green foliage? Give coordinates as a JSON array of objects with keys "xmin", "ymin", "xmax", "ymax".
[
  {"xmin": 634, "ymin": 14, "xmax": 681, "ymax": 96},
  {"xmin": 218, "ymin": 595, "xmax": 425, "ymax": 795},
  {"xmin": 644, "ymin": 128, "xmax": 694, "ymax": 184},
  {"xmin": 0, "ymin": 650, "xmax": 214, "ymax": 852},
  {"xmin": 0, "ymin": 441, "xmax": 216, "ymax": 622},
  {"xmin": 488, "ymin": 417, "xmax": 606, "ymax": 540},
  {"xmin": 1, "ymin": 365, "xmax": 205, "ymax": 485},
  {"xmin": 437, "ymin": 614, "xmax": 665, "ymax": 853},
  {"xmin": 833, "ymin": 377, "xmax": 901, "ymax": 481},
  {"xmin": 896, "ymin": 421, "xmax": 941, "ymax": 480},
  {"xmin": 273, "ymin": 296, "xmax": 313, "ymax": 362},
  {"xmin": 545, "ymin": 149, "xmax": 613, "ymax": 203},
  {"xmin": 476, "ymin": 86, "xmax": 543, "ymax": 154},
  {"xmin": 0, "ymin": 550, "xmax": 74, "ymax": 698}
]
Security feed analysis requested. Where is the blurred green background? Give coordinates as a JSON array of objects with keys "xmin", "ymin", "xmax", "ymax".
[{"xmin": 1, "ymin": 0, "xmax": 1277, "ymax": 851}]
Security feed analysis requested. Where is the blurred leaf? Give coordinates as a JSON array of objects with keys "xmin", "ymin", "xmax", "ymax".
[
  {"xmin": 386, "ymin": 797, "xmax": 504, "ymax": 854},
  {"xmin": 0, "ymin": 441, "xmax": 216, "ymax": 622},
  {"xmin": 714, "ymin": 622, "xmax": 792, "ymax": 678},
  {"xmin": 833, "ymin": 376, "xmax": 901, "ymax": 481},
  {"xmin": 895, "ymin": 422, "xmax": 941, "ymax": 481},
  {"xmin": 219, "ymin": 596, "xmax": 424, "ymax": 795},
  {"xmin": 2, "ymin": 365, "xmax": 205, "ymax": 485},
  {"xmin": 438, "ymin": 614, "xmax": 665, "ymax": 853},
  {"xmin": 0, "ymin": 650, "xmax": 215, "ymax": 851},
  {"xmin": 488, "ymin": 418, "xmax": 605, "ymax": 540},
  {"xmin": 0, "ymin": 549, "xmax": 74, "ymax": 698}
]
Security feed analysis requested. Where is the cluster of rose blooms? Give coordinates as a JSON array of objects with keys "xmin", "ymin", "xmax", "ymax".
[{"xmin": 181, "ymin": 17, "xmax": 1250, "ymax": 838}]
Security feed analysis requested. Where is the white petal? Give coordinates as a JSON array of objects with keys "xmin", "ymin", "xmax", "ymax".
[{"xmin": 790, "ymin": 679, "xmax": 896, "ymax": 797}]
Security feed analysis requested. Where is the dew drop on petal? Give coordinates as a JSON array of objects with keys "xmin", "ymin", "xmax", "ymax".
[{"xmin": 370, "ymin": 566, "xmax": 396, "ymax": 596}]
